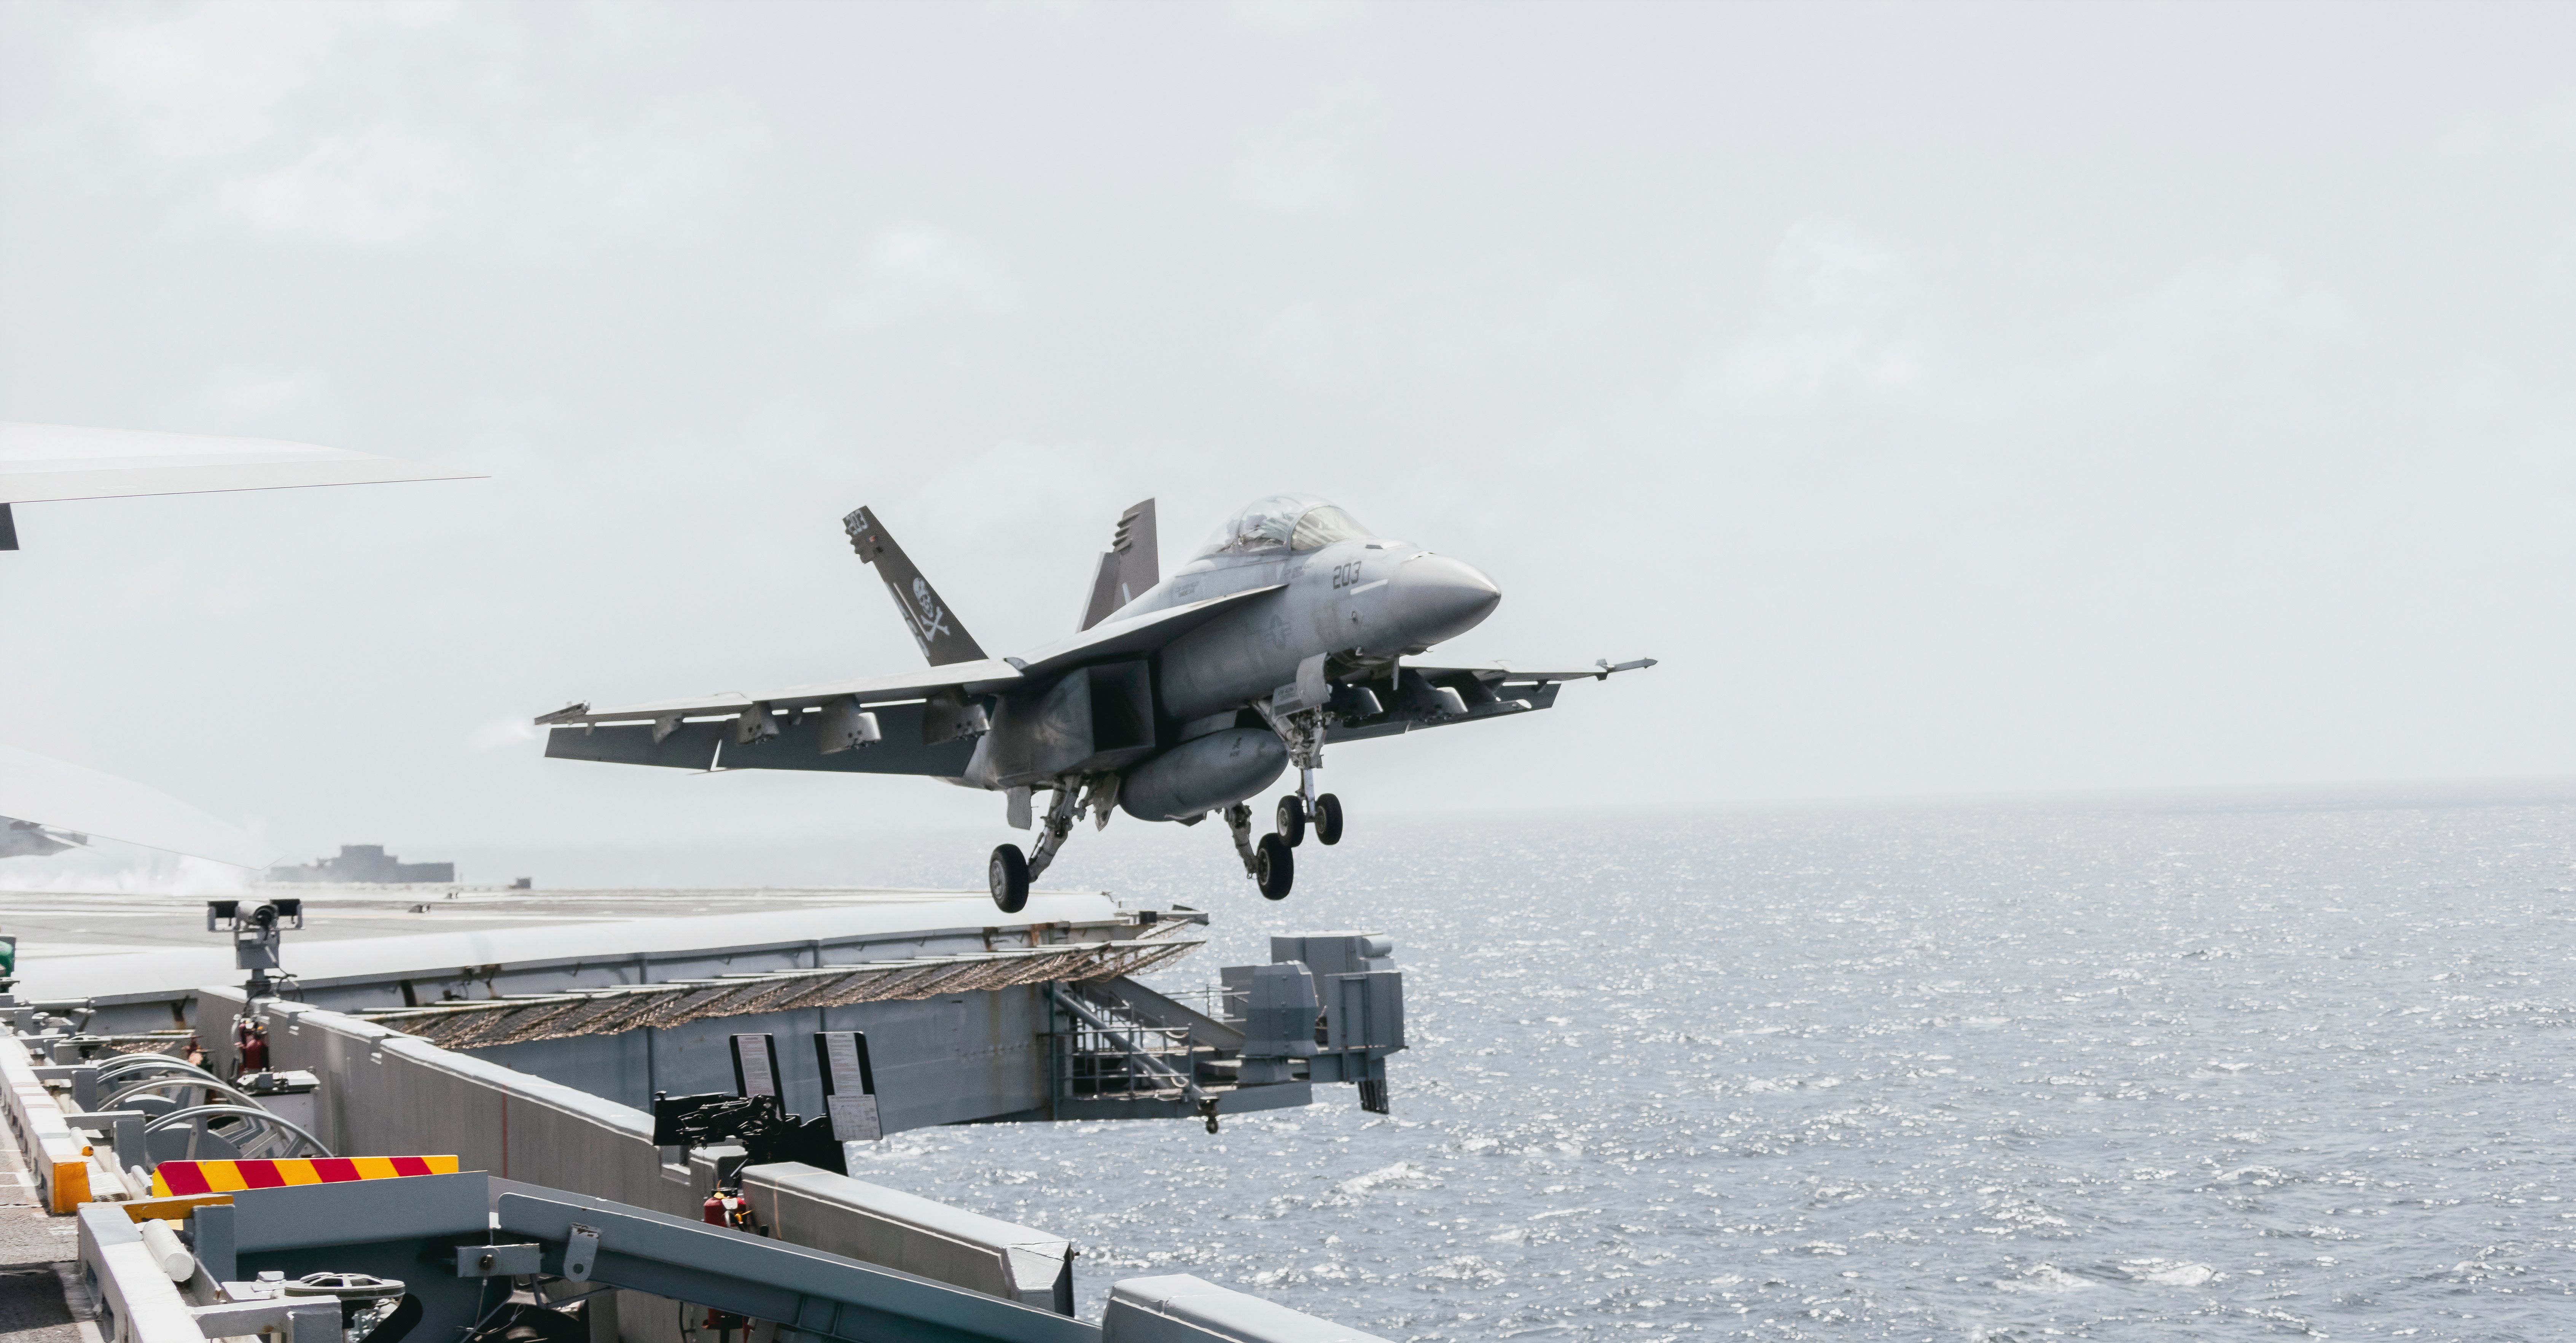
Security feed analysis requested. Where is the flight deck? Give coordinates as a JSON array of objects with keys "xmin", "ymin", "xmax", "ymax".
[{"xmin": 0, "ymin": 884, "xmax": 1409, "ymax": 1343}]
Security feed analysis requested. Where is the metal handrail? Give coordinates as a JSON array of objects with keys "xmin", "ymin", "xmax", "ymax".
[
  {"xmin": 1051, "ymin": 985, "xmax": 1205, "ymax": 1104},
  {"xmin": 103, "ymin": 1074, "xmax": 265, "ymax": 1113},
  {"xmin": 96, "ymin": 1053, "xmax": 218, "ymax": 1083},
  {"xmin": 143, "ymin": 1105, "xmax": 331, "ymax": 1161}
]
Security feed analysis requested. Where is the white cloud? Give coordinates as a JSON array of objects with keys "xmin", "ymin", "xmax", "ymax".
[
  {"xmin": 2433, "ymin": 86, "xmax": 2576, "ymax": 157},
  {"xmin": 1686, "ymin": 219, "xmax": 1937, "ymax": 421},
  {"xmin": 1232, "ymin": 0, "xmax": 1362, "ymax": 33},
  {"xmin": 1234, "ymin": 81, "xmax": 1379, "ymax": 213},
  {"xmin": 1247, "ymin": 299, "xmax": 1386, "ymax": 388},
  {"xmin": 1684, "ymin": 218, "xmax": 2359, "ymax": 428},
  {"xmin": 180, "ymin": 366, "xmax": 333, "ymax": 436},
  {"xmin": 825, "ymin": 224, "xmax": 1017, "ymax": 329},
  {"xmin": 65, "ymin": 2, "xmax": 766, "ymax": 255}
]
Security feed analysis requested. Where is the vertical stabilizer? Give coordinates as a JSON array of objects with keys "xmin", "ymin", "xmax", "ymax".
[
  {"xmin": 1079, "ymin": 499, "xmax": 1158, "ymax": 630},
  {"xmin": 842, "ymin": 506, "xmax": 989, "ymax": 666}
]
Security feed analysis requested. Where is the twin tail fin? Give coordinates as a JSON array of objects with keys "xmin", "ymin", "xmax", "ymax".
[
  {"xmin": 842, "ymin": 506, "xmax": 989, "ymax": 666},
  {"xmin": 1079, "ymin": 498, "xmax": 1157, "ymax": 630}
]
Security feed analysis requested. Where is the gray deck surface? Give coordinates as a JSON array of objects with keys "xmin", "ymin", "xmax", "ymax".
[
  {"xmin": 0, "ymin": 885, "xmax": 1005, "ymax": 961},
  {"xmin": 0, "ymin": 1098, "xmax": 84, "ymax": 1343}
]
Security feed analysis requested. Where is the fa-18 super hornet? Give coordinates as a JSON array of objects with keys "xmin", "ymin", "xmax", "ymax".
[{"xmin": 537, "ymin": 495, "xmax": 1653, "ymax": 910}]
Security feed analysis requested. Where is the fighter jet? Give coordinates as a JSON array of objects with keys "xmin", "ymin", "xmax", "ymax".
[{"xmin": 536, "ymin": 495, "xmax": 1653, "ymax": 910}]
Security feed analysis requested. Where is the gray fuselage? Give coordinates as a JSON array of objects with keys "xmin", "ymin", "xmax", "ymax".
[{"xmin": 1118, "ymin": 538, "xmax": 1500, "ymax": 724}]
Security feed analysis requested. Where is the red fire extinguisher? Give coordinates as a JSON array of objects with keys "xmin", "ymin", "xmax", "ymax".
[{"xmin": 699, "ymin": 1190, "xmax": 755, "ymax": 1337}]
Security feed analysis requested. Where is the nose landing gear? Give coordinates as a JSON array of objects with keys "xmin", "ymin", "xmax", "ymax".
[
  {"xmin": 1223, "ymin": 802, "xmax": 1296, "ymax": 899},
  {"xmin": 1255, "ymin": 833, "xmax": 1293, "ymax": 900}
]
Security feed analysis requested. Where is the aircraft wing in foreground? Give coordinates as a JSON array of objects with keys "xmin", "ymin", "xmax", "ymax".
[
  {"xmin": 0, "ymin": 421, "xmax": 481, "ymax": 551},
  {"xmin": 0, "ymin": 743, "xmax": 270, "ymax": 869}
]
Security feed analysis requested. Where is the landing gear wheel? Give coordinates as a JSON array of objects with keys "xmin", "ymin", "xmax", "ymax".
[
  {"xmin": 1275, "ymin": 795, "xmax": 1307, "ymax": 847},
  {"xmin": 1255, "ymin": 832, "xmax": 1294, "ymax": 900},
  {"xmin": 988, "ymin": 844, "xmax": 1030, "ymax": 913},
  {"xmin": 1314, "ymin": 792, "xmax": 1344, "ymax": 845}
]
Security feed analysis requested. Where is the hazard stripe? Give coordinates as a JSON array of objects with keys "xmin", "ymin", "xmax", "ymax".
[
  {"xmin": 148, "ymin": 1156, "xmax": 460, "ymax": 1198},
  {"xmin": 155, "ymin": 1164, "xmax": 210, "ymax": 1196},
  {"xmin": 275, "ymin": 1161, "xmax": 325, "ymax": 1186}
]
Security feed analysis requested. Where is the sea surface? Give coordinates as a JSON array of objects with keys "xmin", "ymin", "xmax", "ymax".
[{"xmin": 843, "ymin": 788, "xmax": 2576, "ymax": 1341}]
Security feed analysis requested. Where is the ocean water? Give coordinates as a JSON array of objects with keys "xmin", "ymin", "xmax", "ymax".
[{"xmin": 843, "ymin": 789, "xmax": 2576, "ymax": 1340}]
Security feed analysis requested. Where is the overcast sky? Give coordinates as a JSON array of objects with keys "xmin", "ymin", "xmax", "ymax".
[{"xmin": 3, "ymin": 1, "xmax": 2573, "ymax": 886}]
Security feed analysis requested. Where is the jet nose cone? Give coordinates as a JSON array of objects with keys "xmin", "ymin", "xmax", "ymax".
[{"xmin": 1385, "ymin": 555, "xmax": 1501, "ymax": 647}]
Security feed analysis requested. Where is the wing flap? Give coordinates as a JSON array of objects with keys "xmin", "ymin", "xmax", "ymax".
[
  {"xmin": 546, "ymin": 701, "xmax": 980, "ymax": 777},
  {"xmin": 536, "ymin": 657, "xmax": 1024, "ymax": 727}
]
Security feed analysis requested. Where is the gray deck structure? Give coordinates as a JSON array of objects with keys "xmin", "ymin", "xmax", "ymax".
[
  {"xmin": 24, "ymin": 888, "xmax": 1399, "ymax": 1133},
  {"xmin": 6, "ymin": 885, "xmax": 1408, "ymax": 1343}
]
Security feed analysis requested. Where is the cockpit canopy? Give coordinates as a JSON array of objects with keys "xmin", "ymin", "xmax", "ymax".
[{"xmin": 1194, "ymin": 494, "xmax": 1376, "ymax": 559}]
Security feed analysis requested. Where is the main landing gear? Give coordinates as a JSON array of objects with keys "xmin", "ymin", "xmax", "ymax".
[
  {"xmin": 990, "ymin": 781, "xmax": 1109, "ymax": 913},
  {"xmin": 1275, "ymin": 790, "xmax": 1342, "ymax": 848},
  {"xmin": 1224, "ymin": 803, "xmax": 1294, "ymax": 900}
]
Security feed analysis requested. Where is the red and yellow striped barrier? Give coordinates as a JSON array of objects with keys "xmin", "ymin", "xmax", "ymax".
[{"xmin": 150, "ymin": 1155, "xmax": 459, "ymax": 1196}]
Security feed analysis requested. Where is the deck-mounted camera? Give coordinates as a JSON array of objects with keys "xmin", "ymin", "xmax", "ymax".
[{"xmin": 207, "ymin": 898, "xmax": 303, "ymax": 997}]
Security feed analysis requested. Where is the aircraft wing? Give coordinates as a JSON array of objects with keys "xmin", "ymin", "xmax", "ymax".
[
  {"xmin": 535, "ymin": 588, "xmax": 1287, "ymax": 777},
  {"xmin": 1327, "ymin": 657, "xmax": 1656, "ymax": 745},
  {"xmin": 0, "ymin": 422, "xmax": 481, "ymax": 504},
  {"xmin": 1398, "ymin": 658, "xmax": 1659, "ymax": 685},
  {"xmin": 534, "ymin": 658, "xmax": 1023, "ymax": 776},
  {"xmin": 1010, "ymin": 584, "xmax": 1285, "ymax": 678},
  {"xmin": 0, "ymin": 743, "xmax": 271, "ymax": 868},
  {"xmin": 534, "ymin": 588, "xmax": 1285, "ymax": 732},
  {"xmin": 536, "ymin": 658, "xmax": 1026, "ymax": 729}
]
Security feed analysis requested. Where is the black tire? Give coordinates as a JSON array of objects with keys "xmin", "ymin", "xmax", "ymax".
[
  {"xmin": 1314, "ymin": 792, "xmax": 1344, "ymax": 845},
  {"xmin": 1274, "ymin": 794, "xmax": 1306, "ymax": 847},
  {"xmin": 988, "ymin": 844, "xmax": 1030, "ymax": 913},
  {"xmin": 1255, "ymin": 832, "xmax": 1294, "ymax": 900}
]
